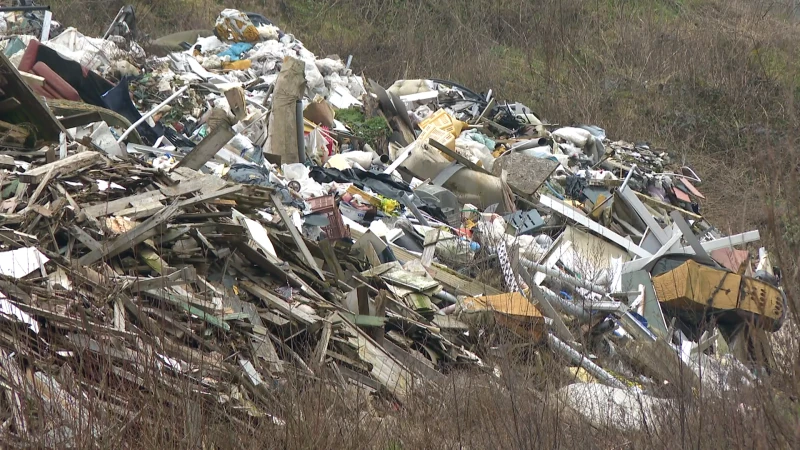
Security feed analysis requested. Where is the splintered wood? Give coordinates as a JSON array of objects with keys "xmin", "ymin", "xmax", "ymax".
[{"xmin": 0, "ymin": 146, "xmax": 486, "ymax": 441}]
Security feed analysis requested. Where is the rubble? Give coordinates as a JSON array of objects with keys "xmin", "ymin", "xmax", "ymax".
[{"xmin": 0, "ymin": 4, "xmax": 789, "ymax": 441}]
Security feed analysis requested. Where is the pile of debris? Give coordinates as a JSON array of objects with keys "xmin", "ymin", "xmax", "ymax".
[{"xmin": 0, "ymin": 4, "xmax": 789, "ymax": 442}]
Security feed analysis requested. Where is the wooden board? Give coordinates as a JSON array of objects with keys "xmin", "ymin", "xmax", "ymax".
[{"xmin": 491, "ymin": 152, "xmax": 559, "ymax": 195}]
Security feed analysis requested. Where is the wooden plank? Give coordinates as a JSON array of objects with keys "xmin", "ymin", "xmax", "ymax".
[
  {"xmin": 58, "ymin": 111, "xmax": 102, "ymax": 129},
  {"xmin": 20, "ymin": 151, "xmax": 100, "ymax": 184},
  {"xmin": 173, "ymin": 123, "xmax": 236, "ymax": 171},
  {"xmin": 382, "ymin": 339, "xmax": 444, "ymax": 382},
  {"xmin": 0, "ymin": 98, "xmax": 21, "ymax": 114},
  {"xmin": 142, "ymin": 288, "xmax": 230, "ymax": 331},
  {"xmin": 78, "ymin": 203, "xmax": 181, "ymax": 265},
  {"xmin": 318, "ymin": 239, "xmax": 345, "ymax": 280},
  {"xmin": 270, "ymin": 193, "xmax": 326, "ymax": 280},
  {"xmin": 69, "ymin": 225, "xmax": 102, "ymax": 252},
  {"xmin": 0, "ymin": 52, "xmax": 65, "ymax": 142},
  {"xmin": 425, "ymin": 264, "xmax": 503, "ymax": 297},
  {"xmin": 25, "ymin": 166, "xmax": 56, "ymax": 211},
  {"xmin": 0, "ymin": 119, "xmax": 30, "ymax": 143},
  {"xmin": 225, "ymin": 294, "xmax": 283, "ymax": 374},
  {"xmin": 19, "ymin": 71, "xmax": 44, "ymax": 86},
  {"xmin": 130, "ymin": 267, "xmax": 197, "ymax": 292},
  {"xmin": 159, "ymin": 176, "xmax": 224, "ymax": 198},
  {"xmin": 239, "ymin": 280, "xmax": 322, "ymax": 327},
  {"xmin": 540, "ymin": 195, "xmax": 652, "ymax": 258},
  {"xmin": 82, "ymin": 190, "xmax": 165, "ymax": 218},
  {"xmin": 428, "ymin": 138, "xmax": 491, "ymax": 175},
  {"xmin": 336, "ymin": 365, "xmax": 381, "ymax": 392},
  {"xmin": 313, "ymin": 320, "xmax": 333, "ymax": 367},
  {"xmin": 336, "ymin": 313, "xmax": 414, "ymax": 401},
  {"xmin": 420, "ymin": 229, "xmax": 439, "ymax": 267},
  {"xmin": 176, "ymin": 185, "xmax": 242, "ymax": 209}
]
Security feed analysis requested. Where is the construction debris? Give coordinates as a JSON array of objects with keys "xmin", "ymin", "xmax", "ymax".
[{"xmin": 0, "ymin": 5, "xmax": 788, "ymax": 442}]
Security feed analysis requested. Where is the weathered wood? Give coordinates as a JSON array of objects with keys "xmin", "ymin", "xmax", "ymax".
[
  {"xmin": 69, "ymin": 225, "xmax": 102, "ymax": 252},
  {"xmin": 240, "ymin": 280, "xmax": 322, "ymax": 327},
  {"xmin": 0, "ymin": 98, "xmax": 20, "ymax": 114},
  {"xmin": 130, "ymin": 267, "xmax": 198, "ymax": 292},
  {"xmin": 313, "ymin": 320, "xmax": 333, "ymax": 367},
  {"xmin": 0, "ymin": 52, "xmax": 65, "ymax": 142},
  {"xmin": 78, "ymin": 203, "xmax": 181, "ymax": 265},
  {"xmin": 270, "ymin": 193, "xmax": 326, "ymax": 280},
  {"xmin": 58, "ymin": 111, "xmax": 102, "ymax": 129},
  {"xmin": 18, "ymin": 71, "xmax": 44, "ymax": 86},
  {"xmin": 82, "ymin": 190, "xmax": 165, "ymax": 219},
  {"xmin": 142, "ymin": 288, "xmax": 230, "ymax": 331},
  {"xmin": 0, "ymin": 119, "xmax": 30, "ymax": 144},
  {"xmin": 20, "ymin": 151, "xmax": 100, "ymax": 184},
  {"xmin": 173, "ymin": 123, "xmax": 236, "ymax": 171}
]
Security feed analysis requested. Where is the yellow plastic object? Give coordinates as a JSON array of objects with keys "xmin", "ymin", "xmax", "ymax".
[
  {"xmin": 418, "ymin": 124, "xmax": 456, "ymax": 160},
  {"xmin": 222, "ymin": 59, "xmax": 252, "ymax": 71},
  {"xmin": 568, "ymin": 367, "xmax": 597, "ymax": 383},
  {"xmin": 419, "ymin": 109, "xmax": 465, "ymax": 138},
  {"xmin": 346, "ymin": 185, "xmax": 382, "ymax": 208},
  {"xmin": 378, "ymin": 197, "xmax": 400, "ymax": 215},
  {"xmin": 652, "ymin": 259, "xmax": 784, "ymax": 330}
]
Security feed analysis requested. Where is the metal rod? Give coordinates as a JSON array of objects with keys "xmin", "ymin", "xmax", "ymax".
[
  {"xmin": 116, "ymin": 85, "xmax": 190, "ymax": 144},
  {"xmin": 401, "ymin": 194, "xmax": 429, "ymax": 227},
  {"xmin": 0, "ymin": 6, "xmax": 51, "ymax": 12},
  {"xmin": 619, "ymin": 164, "xmax": 637, "ymax": 192},
  {"xmin": 102, "ymin": 7, "xmax": 126, "ymax": 40}
]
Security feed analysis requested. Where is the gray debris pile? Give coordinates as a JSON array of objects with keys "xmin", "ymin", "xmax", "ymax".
[{"xmin": 0, "ymin": 4, "xmax": 788, "ymax": 442}]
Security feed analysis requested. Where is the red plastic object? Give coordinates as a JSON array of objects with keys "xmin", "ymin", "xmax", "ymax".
[
  {"xmin": 32, "ymin": 62, "xmax": 81, "ymax": 101},
  {"xmin": 308, "ymin": 195, "xmax": 350, "ymax": 240},
  {"xmin": 18, "ymin": 40, "xmax": 40, "ymax": 73}
]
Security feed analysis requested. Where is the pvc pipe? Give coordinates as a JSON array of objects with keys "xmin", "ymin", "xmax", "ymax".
[
  {"xmin": 116, "ymin": 85, "xmax": 190, "ymax": 144},
  {"xmin": 547, "ymin": 333, "xmax": 628, "ymax": 389},
  {"xmin": 40, "ymin": 10, "xmax": 52, "ymax": 42},
  {"xmin": 539, "ymin": 285, "xmax": 591, "ymax": 321},
  {"xmin": 433, "ymin": 290, "xmax": 458, "ymax": 305},
  {"xmin": 619, "ymin": 164, "xmax": 637, "ymax": 192},
  {"xmin": 520, "ymin": 257, "xmax": 608, "ymax": 296},
  {"xmin": 296, "ymin": 100, "xmax": 305, "ymax": 163}
]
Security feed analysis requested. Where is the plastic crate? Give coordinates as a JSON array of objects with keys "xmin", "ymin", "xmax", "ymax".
[
  {"xmin": 504, "ymin": 210, "xmax": 544, "ymax": 235},
  {"xmin": 308, "ymin": 195, "xmax": 350, "ymax": 240}
]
